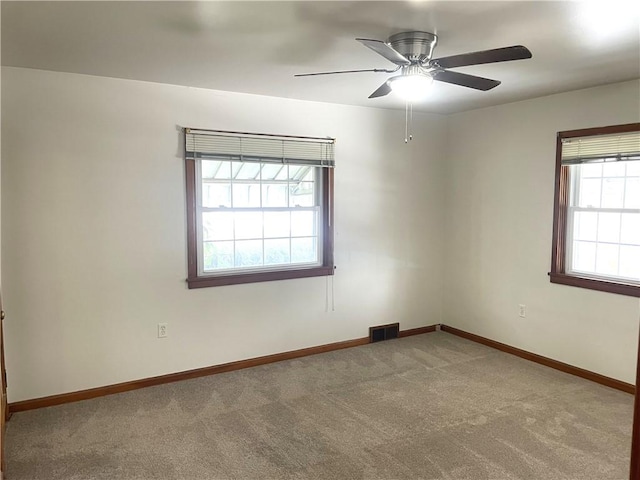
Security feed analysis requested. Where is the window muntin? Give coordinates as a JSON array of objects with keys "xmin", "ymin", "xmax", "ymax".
[
  {"xmin": 196, "ymin": 160, "xmax": 323, "ymax": 275},
  {"xmin": 550, "ymin": 123, "xmax": 640, "ymax": 297}
]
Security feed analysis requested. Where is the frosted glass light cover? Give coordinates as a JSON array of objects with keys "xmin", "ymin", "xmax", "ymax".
[{"xmin": 390, "ymin": 75, "xmax": 433, "ymax": 101}]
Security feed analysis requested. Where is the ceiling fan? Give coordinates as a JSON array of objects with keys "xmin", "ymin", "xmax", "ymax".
[{"xmin": 295, "ymin": 31, "xmax": 532, "ymax": 100}]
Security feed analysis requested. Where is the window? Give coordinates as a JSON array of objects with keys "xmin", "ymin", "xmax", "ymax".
[
  {"xmin": 184, "ymin": 129, "xmax": 335, "ymax": 288},
  {"xmin": 550, "ymin": 123, "xmax": 640, "ymax": 297}
]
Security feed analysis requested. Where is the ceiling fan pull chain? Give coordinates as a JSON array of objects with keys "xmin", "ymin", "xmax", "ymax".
[
  {"xmin": 405, "ymin": 101, "xmax": 409, "ymax": 143},
  {"xmin": 409, "ymin": 102, "xmax": 413, "ymax": 141}
]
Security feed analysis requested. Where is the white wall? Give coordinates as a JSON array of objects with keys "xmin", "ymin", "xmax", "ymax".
[
  {"xmin": 2, "ymin": 67, "xmax": 638, "ymax": 403},
  {"xmin": 1, "ymin": 67, "xmax": 447, "ymax": 402},
  {"xmin": 444, "ymin": 80, "xmax": 640, "ymax": 384}
]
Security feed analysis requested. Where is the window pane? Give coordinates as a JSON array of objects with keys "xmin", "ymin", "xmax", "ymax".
[
  {"xmin": 621, "ymin": 213, "xmax": 640, "ymax": 245},
  {"xmin": 231, "ymin": 161, "xmax": 243, "ymax": 178},
  {"xmin": 574, "ymin": 211, "xmax": 597, "ymax": 241},
  {"xmin": 578, "ymin": 178, "xmax": 601, "ymax": 208},
  {"xmin": 601, "ymin": 178, "xmax": 624, "ymax": 208},
  {"xmin": 214, "ymin": 161, "xmax": 232, "ymax": 180},
  {"xmin": 275, "ymin": 166, "xmax": 289, "ymax": 180},
  {"xmin": 291, "ymin": 237, "xmax": 317, "ymax": 263},
  {"xmin": 294, "ymin": 166, "xmax": 312, "ymax": 181},
  {"xmin": 203, "ymin": 241, "xmax": 234, "ymax": 271},
  {"xmin": 597, "ymin": 212, "xmax": 620, "ymax": 243},
  {"xmin": 573, "ymin": 241, "xmax": 596, "ymax": 273},
  {"xmin": 627, "ymin": 161, "xmax": 640, "ymax": 176},
  {"xmin": 287, "ymin": 165, "xmax": 305, "ymax": 181},
  {"xmin": 235, "ymin": 163, "xmax": 261, "ymax": 180},
  {"xmin": 619, "ymin": 245, "xmax": 640, "ymax": 280},
  {"xmin": 232, "ymin": 184, "xmax": 261, "ymax": 208},
  {"xmin": 262, "ymin": 184, "xmax": 288, "ymax": 207},
  {"xmin": 290, "ymin": 182, "xmax": 315, "ymax": 207},
  {"xmin": 595, "ymin": 243, "xmax": 619, "ymax": 276},
  {"xmin": 202, "ymin": 160, "xmax": 222, "ymax": 179},
  {"xmin": 264, "ymin": 239, "xmax": 290, "ymax": 266},
  {"xmin": 202, "ymin": 212, "xmax": 234, "ymax": 241},
  {"xmin": 301, "ymin": 167, "xmax": 314, "ymax": 182},
  {"xmin": 234, "ymin": 212, "xmax": 262, "ymax": 240},
  {"xmin": 580, "ymin": 163, "xmax": 602, "ymax": 178},
  {"xmin": 235, "ymin": 240, "xmax": 263, "ymax": 267},
  {"xmin": 625, "ymin": 177, "xmax": 640, "ymax": 208},
  {"xmin": 602, "ymin": 162, "xmax": 625, "ymax": 177},
  {"xmin": 264, "ymin": 212, "xmax": 290, "ymax": 238},
  {"xmin": 261, "ymin": 164, "xmax": 284, "ymax": 181},
  {"xmin": 291, "ymin": 211, "xmax": 316, "ymax": 237},
  {"xmin": 202, "ymin": 183, "xmax": 231, "ymax": 208}
]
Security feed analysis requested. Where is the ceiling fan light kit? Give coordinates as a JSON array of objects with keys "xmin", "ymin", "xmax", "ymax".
[{"xmin": 389, "ymin": 73, "xmax": 434, "ymax": 101}]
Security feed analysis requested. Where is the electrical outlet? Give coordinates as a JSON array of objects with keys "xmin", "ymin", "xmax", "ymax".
[
  {"xmin": 518, "ymin": 304, "xmax": 526, "ymax": 318},
  {"xmin": 158, "ymin": 323, "xmax": 168, "ymax": 338}
]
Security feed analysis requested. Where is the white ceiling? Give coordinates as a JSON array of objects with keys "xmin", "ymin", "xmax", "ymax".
[{"xmin": 2, "ymin": 1, "xmax": 639, "ymax": 114}]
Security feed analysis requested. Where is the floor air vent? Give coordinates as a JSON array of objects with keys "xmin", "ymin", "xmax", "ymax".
[{"xmin": 369, "ymin": 323, "xmax": 400, "ymax": 343}]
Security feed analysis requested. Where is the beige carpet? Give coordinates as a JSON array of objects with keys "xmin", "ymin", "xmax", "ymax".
[{"xmin": 6, "ymin": 332, "xmax": 634, "ymax": 479}]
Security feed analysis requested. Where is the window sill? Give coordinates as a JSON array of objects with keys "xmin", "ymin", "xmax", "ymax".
[
  {"xmin": 187, "ymin": 266, "xmax": 334, "ymax": 289},
  {"xmin": 549, "ymin": 272, "xmax": 640, "ymax": 297}
]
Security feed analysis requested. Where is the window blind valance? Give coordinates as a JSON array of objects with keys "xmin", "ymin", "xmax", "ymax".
[
  {"xmin": 561, "ymin": 130, "xmax": 640, "ymax": 165},
  {"xmin": 185, "ymin": 128, "xmax": 335, "ymax": 167}
]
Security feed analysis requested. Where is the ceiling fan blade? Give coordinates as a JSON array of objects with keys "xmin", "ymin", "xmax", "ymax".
[
  {"xmin": 368, "ymin": 81, "xmax": 392, "ymax": 98},
  {"xmin": 431, "ymin": 45, "xmax": 532, "ymax": 69},
  {"xmin": 356, "ymin": 38, "xmax": 411, "ymax": 66},
  {"xmin": 433, "ymin": 70, "xmax": 501, "ymax": 91},
  {"xmin": 295, "ymin": 67, "xmax": 397, "ymax": 77}
]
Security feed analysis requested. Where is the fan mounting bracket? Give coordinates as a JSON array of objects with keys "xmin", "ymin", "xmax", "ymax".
[{"xmin": 388, "ymin": 31, "xmax": 438, "ymax": 64}]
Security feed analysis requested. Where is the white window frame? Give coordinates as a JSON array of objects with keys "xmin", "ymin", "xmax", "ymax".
[
  {"xmin": 565, "ymin": 163, "xmax": 640, "ymax": 285},
  {"xmin": 194, "ymin": 159, "xmax": 324, "ymax": 277}
]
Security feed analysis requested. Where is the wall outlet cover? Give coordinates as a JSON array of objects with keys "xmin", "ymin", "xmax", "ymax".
[{"xmin": 158, "ymin": 323, "xmax": 168, "ymax": 338}]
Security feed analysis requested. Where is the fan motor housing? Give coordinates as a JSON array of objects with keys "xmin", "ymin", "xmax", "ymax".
[{"xmin": 388, "ymin": 31, "xmax": 438, "ymax": 63}]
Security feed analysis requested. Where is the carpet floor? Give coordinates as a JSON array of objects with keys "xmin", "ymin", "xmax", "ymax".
[{"xmin": 6, "ymin": 331, "xmax": 634, "ymax": 480}]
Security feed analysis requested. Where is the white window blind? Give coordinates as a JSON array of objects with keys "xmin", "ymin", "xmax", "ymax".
[
  {"xmin": 185, "ymin": 128, "xmax": 335, "ymax": 167},
  {"xmin": 561, "ymin": 130, "xmax": 640, "ymax": 165}
]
